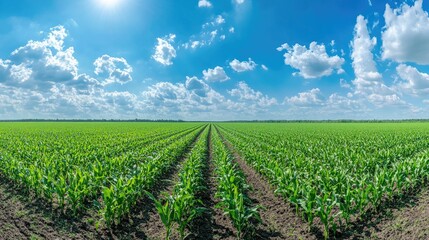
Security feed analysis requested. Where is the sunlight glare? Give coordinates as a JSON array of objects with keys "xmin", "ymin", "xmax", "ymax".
[{"xmin": 97, "ymin": 0, "xmax": 121, "ymax": 9}]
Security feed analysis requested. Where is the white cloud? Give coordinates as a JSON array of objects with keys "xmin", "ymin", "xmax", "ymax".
[
  {"xmin": 276, "ymin": 43, "xmax": 289, "ymax": 52},
  {"xmin": 340, "ymin": 78, "xmax": 351, "ymax": 89},
  {"xmin": 185, "ymin": 76, "xmax": 210, "ymax": 98},
  {"xmin": 326, "ymin": 93, "xmax": 366, "ymax": 112},
  {"xmin": 228, "ymin": 81, "xmax": 277, "ymax": 107},
  {"xmin": 351, "ymin": 15, "xmax": 385, "ymax": 94},
  {"xmin": 10, "ymin": 64, "xmax": 32, "ymax": 83},
  {"xmin": 367, "ymin": 93, "xmax": 406, "ymax": 107},
  {"xmin": 277, "ymin": 42, "xmax": 345, "ymax": 79},
  {"xmin": 382, "ymin": 0, "xmax": 429, "ymax": 64},
  {"xmin": 202, "ymin": 15, "xmax": 225, "ymax": 28},
  {"xmin": 229, "ymin": 58, "xmax": 257, "ymax": 72},
  {"xmin": 261, "ymin": 64, "xmax": 268, "ymax": 71},
  {"xmin": 0, "ymin": 59, "xmax": 9, "ymax": 80},
  {"xmin": 183, "ymin": 15, "xmax": 231, "ymax": 50},
  {"xmin": 215, "ymin": 15, "xmax": 225, "ymax": 25},
  {"xmin": 0, "ymin": 24, "xmax": 426, "ymax": 121},
  {"xmin": 198, "ymin": 0, "xmax": 212, "ymax": 8},
  {"xmin": 0, "ymin": 25, "xmax": 143, "ymax": 119},
  {"xmin": 141, "ymin": 77, "xmax": 234, "ymax": 119},
  {"xmin": 152, "ymin": 34, "xmax": 176, "ymax": 66},
  {"xmin": 235, "ymin": 0, "xmax": 245, "ymax": 4},
  {"xmin": 285, "ymin": 88, "xmax": 324, "ymax": 106},
  {"xmin": 210, "ymin": 30, "xmax": 218, "ymax": 41},
  {"xmin": 229, "ymin": 27, "xmax": 235, "ymax": 33},
  {"xmin": 396, "ymin": 64, "xmax": 429, "ymax": 96},
  {"xmin": 4, "ymin": 25, "xmax": 81, "ymax": 90},
  {"xmin": 350, "ymin": 15, "xmax": 407, "ymax": 109},
  {"xmin": 94, "ymin": 55, "xmax": 133, "ymax": 85},
  {"xmin": 202, "ymin": 66, "xmax": 230, "ymax": 82}
]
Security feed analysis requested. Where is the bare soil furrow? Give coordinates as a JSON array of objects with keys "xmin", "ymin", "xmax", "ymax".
[{"xmin": 215, "ymin": 125, "xmax": 319, "ymax": 240}]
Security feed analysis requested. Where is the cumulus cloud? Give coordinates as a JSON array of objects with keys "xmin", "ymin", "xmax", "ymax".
[
  {"xmin": 277, "ymin": 42, "xmax": 344, "ymax": 79},
  {"xmin": 235, "ymin": 0, "xmax": 245, "ymax": 4},
  {"xmin": 9, "ymin": 64, "xmax": 32, "ymax": 83},
  {"xmin": 202, "ymin": 66, "xmax": 230, "ymax": 82},
  {"xmin": 141, "ymin": 76, "xmax": 232, "ymax": 119},
  {"xmin": 396, "ymin": 64, "xmax": 429, "ymax": 96},
  {"xmin": 12, "ymin": 26, "xmax": 75, "ymax": 75},
  {"xmin": 326, "ymin": 93, "xmax": 366, "ymax": 113},
  {"xmin": 351, "ymin": 16, "xmax": 386, "ymax": 94},
  {"xmin": 0, "ymin": 25, "xmax": 87, "ymax": 91},
  {"xmin": 228, "ymin": 81, "xmax": 277, "ymax": 107},
  {"xmin": 350, "ymin": 15, "xmax": 407, "ymax": 108},
  {"xmin": 382, "ymin": 0, "xmax": 429, "ymax": 64},
  {"xmin": 185, "ymin": 76, "xmax": 210, "ymax": 97},
  {"xmin": 0, "ymin": 25, "xmax": 142, "ymax": 119},
  {"xmin": 285, "ymin": 88, "xmax": 324, "ymax": 106},
  {"xmin": 152, "ymin": 34, "xmax": 176, "ymax": 66},
  {"xmin": 229, "ymin": 58, "xmax": 257, "ymax": 72},
  {"xmin": 198, "ymin": 0, "xmax": 212, "ymax": 8},
  {"xmin": 94, "ymin": 55, "xmax": 133, "ymax": 85},
  {"xmin": 367, "ymin": 93, "xmax": 406, "ymax": 108},
  {"xmin": 0, "ymin": 23, "xmax": 424, "ymax": 120}
]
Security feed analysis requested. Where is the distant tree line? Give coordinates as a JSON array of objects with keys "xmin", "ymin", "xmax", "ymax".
[
  {"xmin": 224, "ymin": 119, "xmax": 429, "ymax": 123},
  {"xmin": 0, "ymin": 119, "xmax": 185, "ymax": 122},
  {"xmin": 1, "ymin": 119, "xmax": 429, "ymax": 123}
]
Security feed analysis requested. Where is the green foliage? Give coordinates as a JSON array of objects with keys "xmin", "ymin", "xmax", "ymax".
[
  {"xmin": 212, "ymin": 127, "xmax": 261, "ymax": 239},
  {"xmin": 1, "ymin": 121, "xmax": 429, "ymax": 239},
  {"xmin": 218, "ymin": 122, "xmax": 429, "ymax": 239},
  {"xmin": 147, "ymin": 126, "xmax": 209, "ymax": 239},
  {"xmin": 0, "ymin": 122, "xmax": 205, "ymax": 227}
]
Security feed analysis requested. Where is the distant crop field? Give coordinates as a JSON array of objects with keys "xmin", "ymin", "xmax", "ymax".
[{"xmin": 0, "ymin": 122, "xmax": 429, "ymax": 239}]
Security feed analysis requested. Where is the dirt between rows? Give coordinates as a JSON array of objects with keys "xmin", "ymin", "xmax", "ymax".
[
  {"xmin": 215, "ymin": 126, "xmax": 319, "ymax": 240},
  {"xmin": 1, "ymin": 124, "xmax": 429, "ymax": 239},
  {"xmin": 188, "ymin": 125, "xmax": 236, "ymax": 240}
]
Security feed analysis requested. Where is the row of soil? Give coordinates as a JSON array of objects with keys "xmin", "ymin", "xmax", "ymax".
[
  {"xmin": 0, "ymin": 125, "xmax": 208, "ymax": 240},
  {"xmin": 214, "ymin": 125, "xmax": 429, "ymax": 240},
  {"xmin": 1, "ymin": 123, "xmax": 429, "ymax": 239},
  {"xmin": 214, "ymin": 125, "xmax": 317, "ymax": 240}
]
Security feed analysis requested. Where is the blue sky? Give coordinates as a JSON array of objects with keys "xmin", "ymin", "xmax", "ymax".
[{"xmin": 1, "ymin": 0, "xmax": 429, "ymax": 120}]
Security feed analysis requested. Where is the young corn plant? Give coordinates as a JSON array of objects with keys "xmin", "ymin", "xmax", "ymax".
[
  {"xmin": 146, "ymin": 191, "xmax": 175, "ymax": 240},
  {"xmin": 145, "ymin": 126, "xmax": 209, "ymax": 239},
  {"xmin": 212, "ymin": 127, "xmax": 261, "ymax": 239}
]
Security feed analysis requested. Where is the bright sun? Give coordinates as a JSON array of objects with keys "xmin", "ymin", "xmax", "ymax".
[{"xmin": 97, "ymin": 0, "xmax": 120, "ymax": 9}]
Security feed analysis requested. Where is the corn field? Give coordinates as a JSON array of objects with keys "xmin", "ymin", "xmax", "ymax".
[{"xmin": 1, "ymin": 122, "xmax": 429, "ymax": 239}]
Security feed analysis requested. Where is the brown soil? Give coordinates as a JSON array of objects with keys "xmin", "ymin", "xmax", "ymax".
[
  {"xmin": 0, "ymin": 125, "xmax": 207, "ymax": 240},
  {"xmin": 0, "ymin": 177, "xmax": 100, "ymax": 240},
  {"xmin": 1, "ymin": 123, "xmax": 429, "ymax": 240},
  {"xmin": 215, "ymin": 126, "xmax": 319, "ymax": 240},
  {"xmin": 188, "ymin": 124, "xmax": 236, "ymax": 240},
  {"xmin": 341, "ymin": 186, "xmax": 429, "ymax": 240},
  {"xmin": 111, "ymin": 124, "xmax": 208, "ymax": 240}
]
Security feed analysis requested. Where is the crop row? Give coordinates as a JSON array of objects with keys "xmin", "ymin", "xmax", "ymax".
[
  {"xmin": 147, "ymin": 125, "xmax": 210, "ymax": 239},
  {"xmin": 211, "ymin": 126, "xmax": 260, "ymax": 239},
  {"xmin": 217, "ymin": 123, "xmax": 429, "ymax": 238},
  {"xmin": 0, "ymin": 123, "xmax": 206, "ymax": 226}
]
